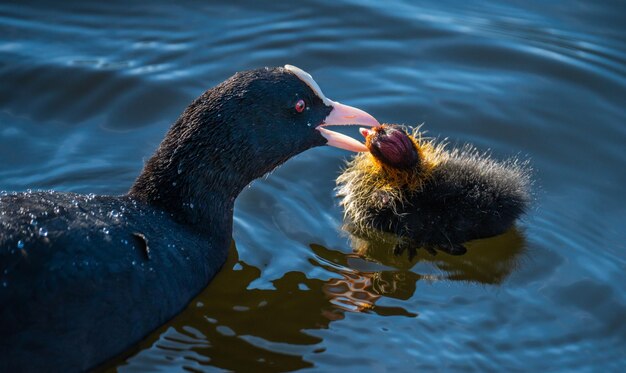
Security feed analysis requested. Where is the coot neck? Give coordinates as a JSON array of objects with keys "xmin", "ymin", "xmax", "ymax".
[
  {"xmin": 129, "ymin": 99, "xmax": 253, "ymax": 235},
  {"xmin": 129, "ymin": 153, "xmax": 242, "ymax": 236}
]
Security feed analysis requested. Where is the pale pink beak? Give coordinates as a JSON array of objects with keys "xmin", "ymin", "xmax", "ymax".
[{"xmin": 316, "ymin": 100, "xmax": 380, "ymax": 152}]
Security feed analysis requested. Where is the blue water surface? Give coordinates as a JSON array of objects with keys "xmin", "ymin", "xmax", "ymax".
[{"xmin": 0, "ymin": 0, "xmax": 625, "ymax": 371}]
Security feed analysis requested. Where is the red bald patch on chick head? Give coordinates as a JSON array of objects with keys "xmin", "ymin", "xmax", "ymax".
[{"xmin": 363, "ymin": 125, "xmax": 419, "ymax": 170}]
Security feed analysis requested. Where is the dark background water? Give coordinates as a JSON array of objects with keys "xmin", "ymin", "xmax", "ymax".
[{"xmin": 1, "ymin": 0, "xmax": 625, "ymax": 371}]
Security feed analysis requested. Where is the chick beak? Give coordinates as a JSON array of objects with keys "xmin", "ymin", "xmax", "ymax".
[
  {"xmin": 316, "ymin": 101, "xmax": 380, "ymax": 152},
  {"xmin": 359, "ymin": 127, "xmax": 374, "ymax": 138}
]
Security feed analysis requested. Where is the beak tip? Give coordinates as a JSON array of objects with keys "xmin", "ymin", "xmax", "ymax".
[{"xmin": 318, "ymin": 101, "xmax": 379, "ymax": 153}]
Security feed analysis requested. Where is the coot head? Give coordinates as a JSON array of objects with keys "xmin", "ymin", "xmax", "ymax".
[
  {"xmin": 215, "ymin": 65, "xmax": 380, "ymax": 176},
  {"xmin": 131, "ymin": 65, "xmax": 380, "ymax": 225}
]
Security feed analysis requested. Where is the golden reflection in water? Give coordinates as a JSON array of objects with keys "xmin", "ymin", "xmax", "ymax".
[
  {"xmin": 311, "ymin": 226, "xmax": 526, "ymax": 319},
  {"xmin": 323, "ymin": 271, "xmax": 380, "ymax": 313},
  {"xmin": 309, "ymin": 243, "xmax": 419, "ymax": 316},
  {"xmin": 343, "ymin": 224, "xmax": 528, "ymax": 284},
  {"xmin": 104, "ymin": 229, "xmax": 526, "ymax": 372},
  {"xmin": 343, "ymin": 226, "xmax": 526, "ymax": 284}
]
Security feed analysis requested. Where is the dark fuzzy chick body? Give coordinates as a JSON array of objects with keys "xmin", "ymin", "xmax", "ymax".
[
  {"xmin": 339, "ymin": 144, "xmax": 532, "ymax": 256},
  {"xmin": 377, "ymin": 148, "xmax": 529, "ymax": 253}
]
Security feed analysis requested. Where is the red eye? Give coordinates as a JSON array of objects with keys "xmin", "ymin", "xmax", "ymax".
[{"xmin": 295, "ymin": 99, "xmax": 305, "ymax": 113}]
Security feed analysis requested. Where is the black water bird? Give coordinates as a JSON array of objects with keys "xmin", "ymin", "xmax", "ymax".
[
  {"xmin": 0, "ymin": 65, "xmax": 379, "ymax": 372},
  {"xmin": 336, "ymin": 125, "xmax": 531, "ymax": 257}
]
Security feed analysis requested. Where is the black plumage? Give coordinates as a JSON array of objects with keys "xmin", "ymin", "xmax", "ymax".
[{"xmin": 0, "ymin": 66, "xmax": 378, "ymax": 372}]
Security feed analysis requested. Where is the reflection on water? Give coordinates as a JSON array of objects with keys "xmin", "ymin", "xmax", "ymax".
[
  {"xmin": 344, "ymin": 225, "xmax": 527, "ymax": 284},
  {"xmin": 311, "ymin": 243, "xmax": 417, "ymax": 316},
  {"xmin": 109, "ymin": 241, "xmax": 412, "ymax": 372},
  {"xmin": 107, "ymin": 228, "xmax": 525, "ymax": 372},
  {"xmin": 108, "ymin": 242, "xmax": 323, "ymax": 371}
]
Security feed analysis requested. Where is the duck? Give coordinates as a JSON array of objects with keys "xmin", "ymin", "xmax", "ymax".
[
  {"xmin": 336, "ymin": 124, "xmax": 532, "ymax": 258},
  {"xmin": 0, "ymin": 65, "xmax": 380, "ymax": 372}
]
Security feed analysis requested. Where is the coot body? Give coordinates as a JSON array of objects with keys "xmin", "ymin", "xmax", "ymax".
[
  {"xmin": 0, "ymin": 65, "xmax": 379, "ymax": 372},
  {"xmin": 1, "ymin": 192, "xmax": 228, "ymax": 371}
]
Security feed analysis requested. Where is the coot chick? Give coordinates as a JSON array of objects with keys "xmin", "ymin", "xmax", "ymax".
[
  {"xmin": 0, "ymin": 65, "xmax": 379, "ymax": 372},
  {"xmin": 336, "ymin": 125, "xmax": 531, "ymax": 258}
]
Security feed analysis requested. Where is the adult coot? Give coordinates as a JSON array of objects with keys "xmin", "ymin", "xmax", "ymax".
[
  {"xmin": 336, "ymin": 125, "xmax": 531, "ymax": 258},
  {"xmin": 0, "ymin": 65, "xmax": 379, "ymax": 372}
]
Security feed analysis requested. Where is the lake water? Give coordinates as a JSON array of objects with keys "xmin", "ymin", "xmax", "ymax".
[{"xmin": 1, "ymin": 0, "xmax": 625, "ymax": 371}]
